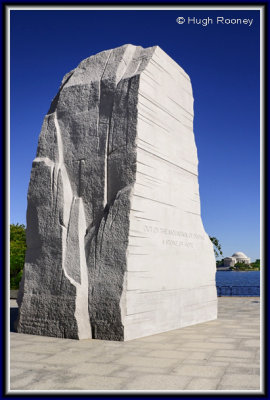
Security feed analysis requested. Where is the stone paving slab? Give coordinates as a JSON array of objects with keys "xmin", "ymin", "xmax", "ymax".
[{"xmin": 9, "ymin": 297, "xmax": 262, "ymax": 392}]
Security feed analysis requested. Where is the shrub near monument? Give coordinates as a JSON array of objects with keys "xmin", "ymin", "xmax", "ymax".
[{"xmin": 10, "ymin": 224, "xmax": 26, "ymax": 289}]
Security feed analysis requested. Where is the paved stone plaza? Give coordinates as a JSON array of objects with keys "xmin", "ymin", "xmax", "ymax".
[{"xmin": 9, "ymin": 297, "xmax": 261, "ymax": 392}]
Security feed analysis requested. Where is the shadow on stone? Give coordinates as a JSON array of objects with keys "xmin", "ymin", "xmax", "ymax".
[{"xmin": 10, "ymin": 307, "xmax": 18, "ymax": 332}]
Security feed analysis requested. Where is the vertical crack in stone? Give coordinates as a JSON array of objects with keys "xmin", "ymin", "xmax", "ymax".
[
  {"xmin": 97, "ymin": 50, "xmax": 112, "ymax": 135},
  {"xmin": 104, "ymin": 123, "xmax": 110, "ymax": 207},
  {"xmin": 97, "ymin": 50, "xmax": 113, "ymax": 209},
  {"xmin": 125, "ymin": 79, "xmax": 132, "ymax": 149},
  {"xmin": 88, "ymin": 46, "xmax": 141, "ymax": 340},
  {"xmin": 54, "ymin": 112, "xmax": 91, "ymax": 339},
  {"xmin": 78, "ymin": 159, "xmax": 85, "ymax": 197}
]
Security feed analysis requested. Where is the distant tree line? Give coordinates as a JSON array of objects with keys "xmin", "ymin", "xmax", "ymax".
[
  {"xmin": 234, "ymin": 259, "xmax": 260, "ymax": 271},
  {"xmin": 216, "ymin": 259, "xmax": 260, "ymax": 271}
]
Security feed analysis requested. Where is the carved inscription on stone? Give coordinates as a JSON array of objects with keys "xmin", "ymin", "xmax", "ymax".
[{"xmin": 143, "ymin": 224, "xmax": 205, "ymax": 248}]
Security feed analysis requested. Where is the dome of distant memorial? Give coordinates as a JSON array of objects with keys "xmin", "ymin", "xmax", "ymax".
[
  {"xmin": 232, "ymin": 252, "xmax": 248, "ymax": 258},
  {"xmin": 223, "ymin": 251, "xmax": 251, "ymax": 268}
]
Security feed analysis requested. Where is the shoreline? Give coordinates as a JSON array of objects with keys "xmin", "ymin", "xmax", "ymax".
[{"xmin": 216, "ymin": 269, "xmax": 260, "ymax": 272}]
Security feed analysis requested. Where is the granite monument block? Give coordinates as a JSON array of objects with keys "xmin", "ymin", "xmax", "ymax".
[{"xmin": 17, "ymin": 44, "xmax": 217, "ymax": 341}]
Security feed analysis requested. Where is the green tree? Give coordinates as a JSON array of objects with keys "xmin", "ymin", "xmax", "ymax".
[
  {"xmin": 250, "ymin": 259, "xmax": 260, "ymax": 270},
  {"xmin": 216, "ymin": 259, "xmax": 224, "ymax": 267},
  {"xmin": 234, "ymin": 261, "xmax": 249, "ymax": 270},
  {"xmin": 209, "ymin": 236, "xmax": 223, "ymax": 259},
  {"xmin": 10, "ymin": 224, "xmax": 26, "ymax": 289}
]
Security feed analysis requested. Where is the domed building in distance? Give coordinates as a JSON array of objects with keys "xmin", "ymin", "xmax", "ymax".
[{"xmin": 223, "ymin": 252, "xmax": 251, "ymax": 267}]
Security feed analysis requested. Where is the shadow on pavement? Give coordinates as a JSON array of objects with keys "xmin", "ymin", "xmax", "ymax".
[{"xmin": 10, "ymin": 307, "xmax": 18, "ymax": 332}]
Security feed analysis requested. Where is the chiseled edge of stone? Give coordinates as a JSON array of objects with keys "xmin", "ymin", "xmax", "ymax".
[{"xmin": 79, "ymin": 44, "xmax": 158, "ymax": 340}]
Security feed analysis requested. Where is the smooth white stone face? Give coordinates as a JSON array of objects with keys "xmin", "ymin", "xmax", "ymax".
[
  {"xmin": 17, "ymin": 44, "xmax": 217, "ymax": 341},
  {"xmin": 123, "ymin": 47, "xmax": 217, "ymax": 340}
]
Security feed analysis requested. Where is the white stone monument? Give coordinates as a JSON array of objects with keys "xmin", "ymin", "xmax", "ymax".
[{"xmin": 17, "ymin": 44, "xmax": 217, "ymax": 341}]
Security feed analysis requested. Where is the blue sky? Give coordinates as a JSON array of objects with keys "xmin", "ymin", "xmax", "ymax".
[{"xmin": 10, "ymin": 8, "xmax": 260, "ymax": 261}]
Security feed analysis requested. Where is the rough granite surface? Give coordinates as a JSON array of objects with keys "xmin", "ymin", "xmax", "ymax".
[{"xmin": 17, "ymin": 44, "xmax": 217, "ymax": 341}]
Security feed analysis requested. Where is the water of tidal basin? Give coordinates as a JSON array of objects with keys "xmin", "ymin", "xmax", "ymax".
[{"xmin": 216, "ymin": 271, "xmax": 260, "ymax": 296}]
